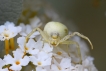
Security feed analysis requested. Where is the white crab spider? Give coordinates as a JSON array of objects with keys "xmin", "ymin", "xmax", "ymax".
[{"xmin": 25, "ymin": 21, "xmax": 93, "ymax": 63}]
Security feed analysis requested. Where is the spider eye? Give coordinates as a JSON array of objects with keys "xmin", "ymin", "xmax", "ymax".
[{"xmin": 51, "ymin": 32, "xmax": 59, "ymax": 39}]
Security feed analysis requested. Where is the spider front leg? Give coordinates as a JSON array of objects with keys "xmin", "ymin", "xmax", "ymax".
[
  {"xmin": 59, "ymin": 32, "xmax": 93, "ymax": 49},
  {"xmin": 60, "ymin": 40, "xmax": 82, "ymax": 64},
  {"xmin": 24, "ymin": 28, "xmax": 49, "ymax": 45}
]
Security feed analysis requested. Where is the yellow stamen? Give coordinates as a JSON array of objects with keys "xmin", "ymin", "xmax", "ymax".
[
  {"xmin": 56, "ymin": 52, "xmax": 62, "ymax": 55},
  {"xmin": 5, "ymin": 39, "xmax": 9, "ymax": 54},
  {"xmin": 15, "ymin": 61, "xmax": 20, "ymax": 65},
  {"xmin": 38, "ymin": 62, "xmax": 42, "ymax": 65},
  {"xmin": 10, "ymin": 38, "xmax": 14, "ymax": 50},
  {"xmin": 25, "ymin": 47, "xmax": 28, "ymax": 50},
  {"xmin": 58, "ymin": 66, "xmax": 61, "ymax": 70}
]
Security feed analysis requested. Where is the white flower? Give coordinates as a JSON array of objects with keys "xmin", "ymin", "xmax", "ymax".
[
  {"xmin": 71, "ymin": 56, "xmax": 98, "ymax": 71},
  {"xmin": 3, "ymin": 48, "xmax": 30, "ymax": 71},
  {"xmin": 51, "ymin": 58, "xmax": 74, "ymax": 71},
  {"xmin": 19, "ymin": 23, "xmax": 40, "ymax": 38},
  {"xmin": 0, "ymin": 58, "xmax": 5, "ymax": 68},
  {"xmin": 17, "ymin": 37, "xmax": 26, "ymax": 52},
  {"xmin": 72, "ymin": 64, "xmax": 88, "ymax": 71},
  {"xmin": 36, "ymin": 67, "xmax": 47, "ymax": 71},
  {"xmin": 17, "ymin": 36, "xmax": 53, "ymax": 55},
  {"xmin": 82, "ymin": 56, "xmax": 98, "ymax": 71},
  {"xmin": 69, "ymin": 36, "xmax": 89, "ymax": 63},
  {"xmin": 36, "ymin": 66, "xmax": 51, "ymax": 71},
  {"xmin": 31, "ymin": 41, "xmax": 53, "ymax": 53},
  {"xmin": 82, "ymin": 56, "xmax": 94, "ymax": 67},
  {"xmin": 0, "ymin": 58, "xmax": 8, "ymax": 71},
  {"xmin": 26, "ymin": 38, "xmax": 41, "ymax": 55},
  {"xmin": 42, "ymin": 43, "xmax": 53, "ymax": 53},
  {"xmin": 30, "ymin": 51, "xmax": 52, "ymax": 66},
  {"xmin": 17, "ymin": 37, "xmax": 43, "ymax": 55},
  {"xmin": 0, "ymin": 21, "xmax": 21, "ymax": 40},
  {"xmin": 29, "ymin": 16, "xmax": 42, "ymax": 29},
  {"xmin": 53, "ymin": 47, "xmax": 69, "ymax": 59},
  {"xmin": 26, "ymin": 39, "xmax": 53, "ymax": 55}
]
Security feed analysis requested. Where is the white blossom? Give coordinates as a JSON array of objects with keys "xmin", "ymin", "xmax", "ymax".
[
  {"xmin": 69, "ymin": 36, "xmax": 90, "ymax": 63},
  {"xmin": 29, "ymin": 16, "xmax": 42, "ymax": 29},
  {"xmin": 19, "ymin": 23, "xmax": 40, "ymax": 38},
  {"xmin": 0, "ymin": 21, "xmax": 21, "ymax": 40},
  {"xmin": 42, "ymin": 43, "xmax": 53, "ymax": 53},
  {"xmin": 17, "ymin": 37, "xmax": 26, "ymax": 52},
  {"xmin": 82, "ymin": 56, "xmax": 98, "ymax": 71},
  {"xmin": 51, "ymin": 58, "xmax": 74, "ymax": 71},
  {"xmin": 36, "ymin": 66, "xmax": 51, "ymax": 71},
  {"xmin": 53, "ymin": 47, "xmax": 69, "ymax": 59},
  {"xmin": 0, "ymin": 58, "xmax": 8, "ymax": 71},
  {"xmin": 17, "ymin": 37, "xmax": 43, "ymax": 55},
  {"xmin": 30, "ymin": 51, "xmax": 52, "ymax": 66},
  {"xmin": 72, "ymin": 65, "xmax": 88, "ymax": 71},
  {"xmin": 3, "ymin": 48, "xmax": 30, "ymax": 71},
  {"xmin": 26, "ymin": 38, "xmax": 41, "ymax": 55}
]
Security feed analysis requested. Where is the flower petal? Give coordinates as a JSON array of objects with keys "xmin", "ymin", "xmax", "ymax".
[
  {"xmin": 20, "ymin": 56, "xmax": 30, "ymax": 66},
  {"xmin": 43, "ymin": 43, "xmax": 53, "ymax": 53},
  {"xmin": 0, "ymin": 58, "xmax": 5, "ymax": 68},
  {"xmin": 3, "ymin": 54, "xmax": 14, "ymax": 64},
  {"xmin": 10, "ymin": 64, "xmax": 22, "ymax": 71}
]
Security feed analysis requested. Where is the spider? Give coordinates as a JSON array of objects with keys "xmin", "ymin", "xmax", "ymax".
[{"xmin": 25, "ymin": 21, "xmax": 93, "ymax": 64}]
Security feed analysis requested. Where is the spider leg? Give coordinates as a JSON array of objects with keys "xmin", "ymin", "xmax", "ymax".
[
  {"xmin": 59, "ymin": 32, "xmax": 93, "ymax": 49},
  {"xmin": 37, "ymin": 28, "xmax": 49, "ymax": 42},
  {"xmin": 60, "ymin": 40, "xmax": 82, "ymax": 64},
  {"xmin": 25, "ymin": 28, "xmax": 49, "ymax": 45}
]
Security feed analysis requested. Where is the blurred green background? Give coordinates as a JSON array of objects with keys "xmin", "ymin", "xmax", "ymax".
[{"xmin": 46, "ymin": 0, "xmax": 106, "ymax": 71}]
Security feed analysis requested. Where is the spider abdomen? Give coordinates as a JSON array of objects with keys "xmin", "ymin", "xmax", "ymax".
[{"xmin": 44, "ymin": 22, "xmax": 68, "ymax": 39}]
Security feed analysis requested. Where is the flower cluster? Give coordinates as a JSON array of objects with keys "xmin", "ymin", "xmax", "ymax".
[{"xmin": 0, "ymin": 18, "xmax": 98, "ymax": 71}]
